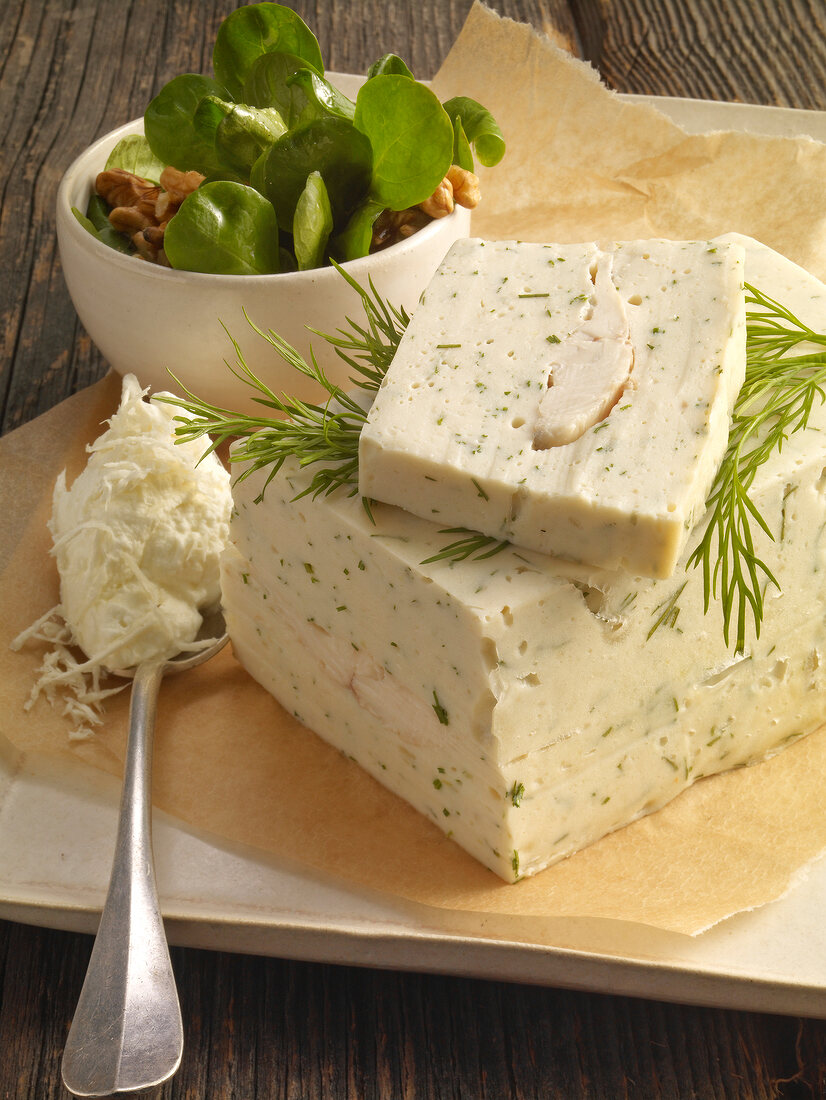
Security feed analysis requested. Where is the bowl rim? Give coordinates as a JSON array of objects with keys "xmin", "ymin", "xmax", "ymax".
[{"xmin": 56, "ymin": 114, "xmax": 471, "ymax": 287}]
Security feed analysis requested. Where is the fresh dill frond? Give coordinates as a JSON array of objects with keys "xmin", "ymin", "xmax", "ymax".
[
  {"xmin": 647, "ymin": 581, "xmax": 688, "ymax": 641},
  {"xmin": 687, "ymin": 282, "xmax": 826, "ymax": 654},
  {"xmin": 420, "ymin": 528, "xmax": 510, "ymax": 565},
  {"xmin": 159, "ymin": 270, "xmax": 409, "ymax": 511},
  {"xmin": 744, "ymin": 283, "xmax": 826, "ymax": 360},
  {"xmin": 159, "ymin": 319, "xmax": 373, "ymax": 505},
  {"xmin": 308, "ymin": 261, "xmax": 411, "ymax": 390}
]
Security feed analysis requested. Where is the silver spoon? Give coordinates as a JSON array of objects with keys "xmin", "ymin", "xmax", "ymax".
[{"xmin": 61, "ymin": 608, "xmax": 229, "ymax": 1098}]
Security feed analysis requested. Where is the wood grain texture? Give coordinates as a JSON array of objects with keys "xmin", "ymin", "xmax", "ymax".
[
  {"xmin": 3, "ymin": 2, "xmax": 826, "ymax": 1097},
  {"xmin": 1, "ymin": 921, "xmax": 826, "ymax": 1099},
  {"xmin": 573, "ymin": 0, "xmax": 826, "ymax": 107}
]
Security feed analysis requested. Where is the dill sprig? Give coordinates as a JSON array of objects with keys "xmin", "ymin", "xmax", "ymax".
[
  {"xmin": 686, "ymin": 282, "xmax": 826, "ymax": 654},
  {"xmin": 743, "ymin": 283, "xmax": 826, "ymax": 359},
  {"xmin": 420, "ymin": 528, "xmax": 510, "ymax": 565},
  {"xmin": 159, "ymin": 271, "xmax": 408, "ymax": 505},
  {"xmin": 309, "ymin": 261, "xmax": 413, "ymax": 389},
  {"xmin": 647, "ymin": 581, "xmax": 688, "ymax": 641},
  {"xmin": 162, "ymin": 327, "xmax": 367, "ymax": 504}
]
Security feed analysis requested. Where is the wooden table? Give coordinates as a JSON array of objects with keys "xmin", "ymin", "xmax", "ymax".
[{"xmin": 2, "ymin": 2, "xmax": 826, "ymax": 1096}]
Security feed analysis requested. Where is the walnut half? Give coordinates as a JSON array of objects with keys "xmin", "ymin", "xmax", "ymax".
[
  {"xmin": 370, "ymin": 164, "xmax": 483, "ymax": 252},
  {"xmin": 94, "ymin": 166, "xmax": 205, "ymax": 265},
  {"xmin": 95, "ymin": 168, "xmax": 156, "ymax": 209},
  {"xmin": 446, "ymin": 165, "xmax": 481, "ymax": 209}
]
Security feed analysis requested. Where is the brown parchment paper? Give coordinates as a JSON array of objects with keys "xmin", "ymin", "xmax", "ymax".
[
  {"xmin": 4, "ymin": 5, "xmax": 826, "ymax": 937},
  {"xmin": 432, "ymin": 4, "xmax": 826, "ymax": 279}
]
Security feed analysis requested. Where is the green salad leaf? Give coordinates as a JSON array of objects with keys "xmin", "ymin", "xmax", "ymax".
[
  {"xmin": 213, "ymin": 2, "xmax": 324, "ymax": 100},
  {"xmin": 450, "ymin": 116, "xmax": 474, "ymax": 172},
  {"xmin": 191, "ymin": 94, "xmax": 235, "ymax": 159},
  {"xmin": 91, "ymin": 3, "xmax": 505, "ymax": 274},
  {"xmin": 330, "ymin": 199, "xmax": 385, "ymax": 262},
  {"xmin": 257, "ymin": 116, "xmax": 372, "ymax": 231},
  {"xmin": 104, "ymin": 134, "xmax": 168, "ymax": 183},
  {"xmin": 442, "ymin": 96, "xmax": 506, "ymax": 167},
  {"xmin": 354, "ymin": 75, "xmax": 454, "ymax": 209},
  {"xmin": 293, "ymin": 171, "xmax": 333, "ymax": 270},
  {"xmin": 286, "ymin": 69, "xmax": 357, "ymax": 123},
  {"xmin": 242, "ymin": 50, "xmax": 323, "ymax": 128},
  {"xmin": 366, "ymin": 54, "xmax": 414, "ymax": 80},
  {"xmin": 163, "ymin": 180, "xmax": 281, "ymax": 274},
  {"xmin": 73, "ymin": 204, "xmax": 132, "ymax": 253},
  {"xmin": 214, "ymin": 102, "xmax": 287, "ymax": 175},
  {"xmin": 145, "ymin": 73, "xmax": 231, "ymax": 175}
]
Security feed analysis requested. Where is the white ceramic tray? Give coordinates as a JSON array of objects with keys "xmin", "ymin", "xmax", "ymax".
[
  {"xmin": 3, "ymin": 736, "xmax": 826, "ymax": 1017},
  {"xmin": 3, "ymin": 92, "xmax": 826, "ymax": 1019}
]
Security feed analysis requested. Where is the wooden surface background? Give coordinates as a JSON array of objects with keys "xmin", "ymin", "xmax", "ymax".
[{"xmin": 2, "ymin": 1, "xmax": 826, "ymax": 1096}]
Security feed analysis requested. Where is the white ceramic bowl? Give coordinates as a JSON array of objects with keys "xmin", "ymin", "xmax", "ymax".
[{"xmin": 56, "ymin": 79, "xmax": 470, "ymax": 412}]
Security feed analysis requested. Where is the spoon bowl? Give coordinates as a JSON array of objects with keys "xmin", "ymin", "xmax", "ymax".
[
  {"xmin": 107, "ymin": 604, "xmax": 229, "ymax": 679},
  {"xmin": 61, "ymin": 611, "xmax": 228, "ymax": 1098}
]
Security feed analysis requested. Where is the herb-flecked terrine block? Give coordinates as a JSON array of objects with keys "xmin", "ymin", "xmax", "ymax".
[
  {"xmin": 220, "ymin": 234, "xmax": 826, "ymax": 883},
  {"xmin": 358, "ymin": 237, "xmax": 746, "ymax": 580}
]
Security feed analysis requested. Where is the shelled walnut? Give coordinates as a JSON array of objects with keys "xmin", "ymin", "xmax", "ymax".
[
  {"xmin": 370, "ymin": 164, "xmax": 481, "ymax": 252},
  {"xmin": 446, "ymin": 165, "xmax": 481, "ymax": 209},
  {"xmin": 94, "ymin": 166, "xmax": 204, "ymax": 264},
  {"xmin": 95, "ymin": 160, "xmax": 481, "ymax": 263}
]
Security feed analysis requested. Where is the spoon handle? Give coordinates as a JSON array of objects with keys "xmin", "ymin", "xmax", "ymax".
[{"xmin": 61, "ymin": 661, "xmax": 184, "ymax": 1098}]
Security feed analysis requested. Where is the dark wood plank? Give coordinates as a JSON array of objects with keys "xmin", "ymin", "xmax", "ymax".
[
  {"xmin": 2, "ymin": 920, "xmax": 826, "ymax": 1099},
  {"xmin": 574, "ymin": 0, "xmax": 826, "ymax": 107}
]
